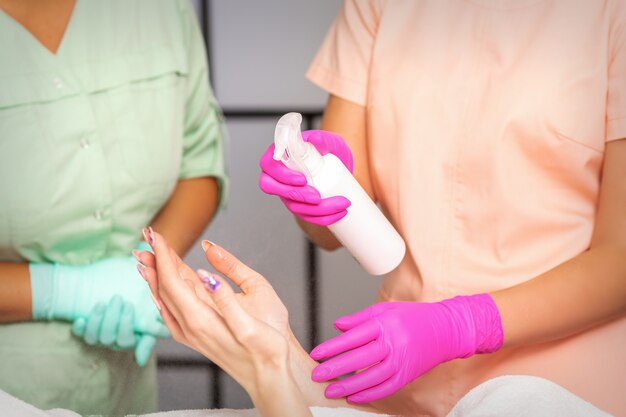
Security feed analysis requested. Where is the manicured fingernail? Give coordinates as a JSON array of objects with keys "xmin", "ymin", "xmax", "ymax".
[
  {"xmin": 132, "ymin": 250, "xmax": 144, "ymax": 264},
  {"xmin": 198, "ymin": 269, "xmax": 220, "ymax": 291},
  {"xmin": 142, "ymin": 227, "xmax": 153, "ymax": 245},
  {"xmin": 312, "ymin": 366, "xmax": 330, "ymax": 381},
  {"xmin": 325, "ymin": 385, "xmax": 345, "ymax": 398},
  {"xmin": 150, "ymin": 292, "xmax": 162, "ymax": 311},
  {"xmin": 201, "ymin": 240, "xmax": 215, "ymax": 252},
  {"xmin": 147, "ymin": 227, "xmax": 155, "ymax": 244},
  {"xmin": 136, "ymin": 264, "xmax": 147, "ymax": 280}
]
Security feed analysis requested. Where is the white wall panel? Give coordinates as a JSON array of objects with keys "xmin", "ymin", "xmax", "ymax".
[{"xmin": 211, "ymin": 0, "xmax": 341, "ymax": 107}]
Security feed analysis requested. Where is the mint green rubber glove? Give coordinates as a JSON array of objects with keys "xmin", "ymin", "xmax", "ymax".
[
  {"xmin": 30, "ymin": 249, "xmax": 169, "ymax": 339},
  {"xmin": 71, "ymin": 295, "xmax": 157, "ymax": 366}
]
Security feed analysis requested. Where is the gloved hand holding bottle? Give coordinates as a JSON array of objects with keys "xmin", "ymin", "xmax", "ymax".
[
  {"xmin": 260, "ymin": 114, "xmax": 406, "ymax": 275},
  {"xmin": 29, "ymin": 243, "xmax": 169, "ymax": 366},
  {"xmin": 259, "ymin": 129, "xmax": 354, "ymax": 226},
  {"xmin": 309, "ymin": 294, "xmax": 504, "ymax": 403}
]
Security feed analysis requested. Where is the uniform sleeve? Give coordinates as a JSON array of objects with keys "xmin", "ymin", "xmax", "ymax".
[
  {"xmin": 306, "ymin": 0, "xmax": 384, "ymax": 106},
  {"xmin": 177, "ymin": 0, "xmax": 229, "ymax": 206},
  {"xmin": 607, "ymin": 0, "xmax": 626, "ymax": 141}
]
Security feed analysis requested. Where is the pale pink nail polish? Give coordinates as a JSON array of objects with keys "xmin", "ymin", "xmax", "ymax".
[
  {"xmin": 136, "ymin": 264, "xmax": 147, "ymax": 280},
  {"xmin": 132, "ymin": 250, "xmax": 143, "ymax": 264},
  {"xmin": 201, "ymin": 240, "xmax": 215, "ymax": 252}
]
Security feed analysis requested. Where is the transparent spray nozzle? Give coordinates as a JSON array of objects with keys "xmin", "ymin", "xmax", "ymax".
[{"xmin": 273, "ymin": 112, "xmax": 323, "ymax": 183}]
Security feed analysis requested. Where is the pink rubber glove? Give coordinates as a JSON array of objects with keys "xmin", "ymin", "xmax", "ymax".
[
  {"xmin": 259, "ymin": 130, "xmax": 354, "ymax": 226},
  {"xmin": 309, "ymin": 294, "xmax": 504, "ymax": 403}
]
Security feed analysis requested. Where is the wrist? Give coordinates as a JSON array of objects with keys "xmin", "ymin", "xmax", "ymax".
[
  {"xmin": 29, "ymin": 263, "xmax": 56, "ymax": 320},
  {"xmin": 248, "ymin": 364, "xmax": 312, "ymax": 417},
  {"xmin": 30, "ymin": 262, "xmax": 90, "ymax": 321},
  {"xmin": 246, "ymin": 358, "xmax": 292, "ymax": 398},
  {"xmin": 442, "ymin": 293, "xmax": 504, "ymax": 358},
  {"xmin": 469, "ymin": 293, "xmax": 504, "ymax": 353}
]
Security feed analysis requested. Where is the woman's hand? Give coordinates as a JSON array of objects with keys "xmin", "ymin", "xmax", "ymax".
[
  {"xmin": 134, "ymin": 229, "xmax": 312, "ymax": 417},
  {"xmin": 135, "ymin": 233, "xmax": 290, "ymax": 343}
]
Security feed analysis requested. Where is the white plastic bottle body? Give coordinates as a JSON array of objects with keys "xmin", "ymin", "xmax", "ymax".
[{"xmin": 311, "ymin": 153, "xmax": 406, "ymax": 276}]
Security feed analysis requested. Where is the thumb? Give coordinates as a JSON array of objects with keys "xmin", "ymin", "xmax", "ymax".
[{"xmin": 135, "ymin": 335, "xmax": 157, "ymax": 367}]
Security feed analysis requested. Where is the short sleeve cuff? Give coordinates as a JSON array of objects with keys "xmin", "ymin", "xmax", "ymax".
[
  {"xmin": 306, "ymin": 63, "xmax": 368, "ymax": 107},
  {"xmin": 607, "ymin": 116, "xmax": 626, "ymax": 142}
]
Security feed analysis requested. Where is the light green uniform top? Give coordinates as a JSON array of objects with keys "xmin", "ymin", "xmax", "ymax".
[{"xmin": 0, "ymin": 0, "xmax": 228, "ymax": 414}]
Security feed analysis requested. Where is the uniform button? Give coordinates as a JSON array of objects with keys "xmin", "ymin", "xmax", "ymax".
[
  {"xmin": 94, "ymin": 210, "xmax": 104, "ymax": 220},
  {"xmin": 79, "ymin": 139, "xmax": 90, "ymax": 149},
  {"xmin": 53, "ymin": 77, "xmax": 64, "ymax": 89}
]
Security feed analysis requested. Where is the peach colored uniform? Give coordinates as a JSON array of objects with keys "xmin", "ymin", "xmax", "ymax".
[{"xmin": 307, "ymin": 1, "xmax": 626, "ymax": 416}]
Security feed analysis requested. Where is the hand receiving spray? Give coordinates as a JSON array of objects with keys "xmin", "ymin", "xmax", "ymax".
[{"xmin": 273, "ymin": 113, "xmax": 406, "ymax": 275}]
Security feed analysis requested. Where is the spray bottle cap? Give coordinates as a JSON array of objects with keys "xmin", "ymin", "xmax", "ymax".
[{"xmin": 273, "ymin": 112, "xmax": 323, "ymax": 183}]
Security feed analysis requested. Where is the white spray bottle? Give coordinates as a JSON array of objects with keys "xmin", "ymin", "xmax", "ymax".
[{"xmin": 273, "ymin": 112, "xmax": 406, "ymax": 276}]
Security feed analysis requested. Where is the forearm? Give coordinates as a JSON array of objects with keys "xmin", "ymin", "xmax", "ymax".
[
  {"xmin": 0, "ymin": 262, "xmax": 32, "ymax": 322},
  {"xmin": 150, "ymin": 177, "xmax": 219, "ymax": 256},
  {"xmin": 296, "ymin": 219, "xmax": 342, "ymax": 251},
  {"xmin": 248, "ymin": 363, "xmax": 313, "ymax": 417},
  {"xmin": 492, "ymin": 245, "xmax": 626, "ymax": 347}
]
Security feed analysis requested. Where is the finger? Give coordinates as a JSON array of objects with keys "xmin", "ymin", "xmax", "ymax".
[
  {"xmin": 197, "ymin": 270, "xmax": 254, "ymax": 337},
  {"xmin": 150, "ymin": 230, "xmax": 221, "ymax": 338},
  {"xmin": 83, "ymin": 303, "xmax": 106, "ymax": 345},
  {"xmin": 100, "ymin": 295, "xmax": 124, "ymax": 346},
  {"xmin": 71, "ymin": 318, "xmax": 87, "ymax": 338},
  {"xmin": 150, "ymin": 321, "xmax": 171, "ymax": 339},
  {"xmin": 309, "ymin": 321, "xmax": 379, "ymax": 360},
  {"xmin": 192, "ymin": 274, "xmax": 219, "ymax": 310},
  {"xmin": 334, "ymin": 303, "xmax": 390, "ymax": 332},
  {"xmin": 147, "ymin": 230, "xmax": 184, "ymax": 318},
  {"xmin": 116, "ymin": 302, "xmax": 136, "ymax": 349},
  {"xmin": 281, "ymin": 196, "xmax": 351, "ymax": 217},
  {"xmin": 133, "ymin": 250, "xmax": 156, "ymax": 269},
  {"xmin": 302, "ymin": 130, "xmax": 354, "ymax": 172},
  {"xmin": 158, "ymin": 301, "xmax": 188, "ymax": 345},
  {"xmin": 259, "ymin": 173, "xmax": 321, "ymax": 204},
  {"xmin": 202, "ymin": 242, "xmax": 267, "ymax": 294},
  {"xmin": 299, "ymin": 211, "xmax": 348, "ymax": 227},
  {"xmin": 134, "ymin": 335, "xmax": 157, "ymax": 367},
  {"xmin": 325, "ymin": 359, "xmax": 396, "ymax": 399},
  {"xmin": 259, "ymin": 144, "xmax": 307, "ymax": 186},
  {"xmin": 140, "ymin": 262, "xmax": 158, "ymax": 303},
  {"xmin": 311, "ymin": 340, "xmax": 389, "ymax": 382},
  {"xmin": 347, "ymin": 374, "xmax": 404, "ymax": 404}
]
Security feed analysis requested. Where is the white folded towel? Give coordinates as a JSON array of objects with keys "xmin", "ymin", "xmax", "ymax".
[
  {"xmin": 142, "ymin": 407, "xmax": 384, "ymax": 417},
  {"xmin": 447, "ymin": 375, "xmax": 613, "ymax": 417},
  {"xmin": 0, "ymin": 375, "xmax": 612, "ymax": 417}
]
